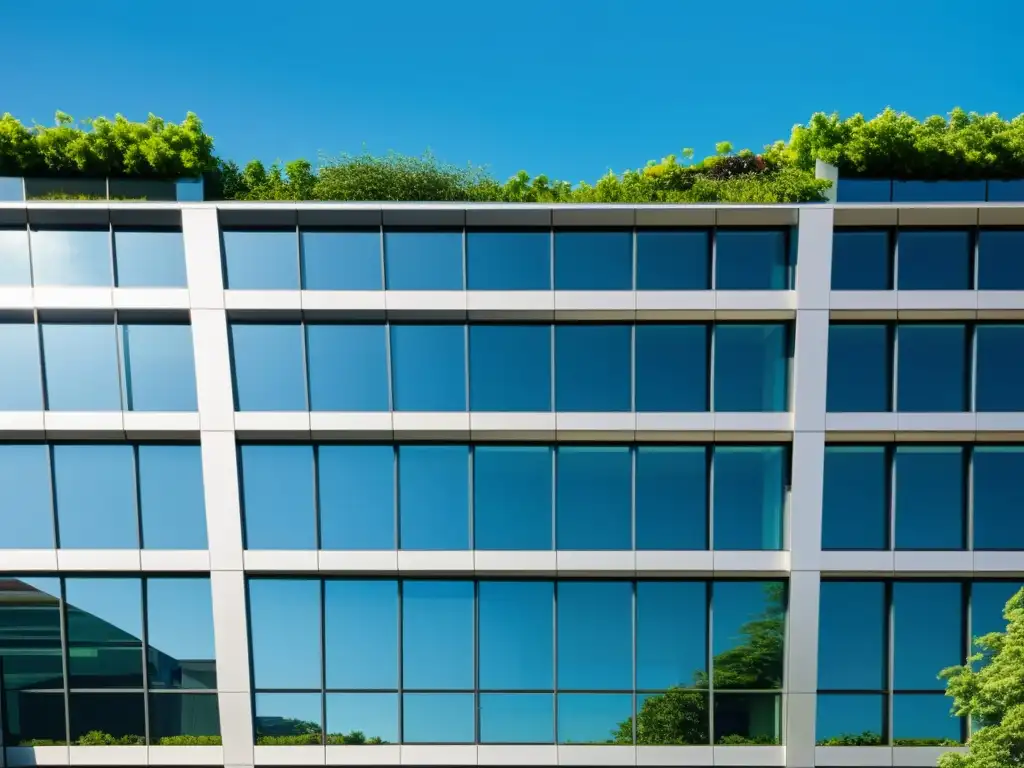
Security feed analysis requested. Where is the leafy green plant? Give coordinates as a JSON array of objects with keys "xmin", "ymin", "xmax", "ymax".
[
  {"xmin": 716, "ymin": 734, "xmax": 780, "ymax": 746},
  {"xmin": 256, "ymin": 733, "xmax": 322, "ymax": 745},
  {"xmin": 154, "ymin": 734, "xmax": 222, "ymax": 746},
  {"xmin": 817, "ymin": 731, "xmax": 885, "ymax": 746},
  {"xmin": 74, "ymin": 730, "xmax": 145, "ymax": 746},
  {"xmin": 16, "ymin": 738, "xmax": 67, "ymax": 746}
]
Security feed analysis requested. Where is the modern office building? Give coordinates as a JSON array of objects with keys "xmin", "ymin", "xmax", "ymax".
[{"xmin": 0, "ymin": 191, "xmax": 1022, "ymax": 768}]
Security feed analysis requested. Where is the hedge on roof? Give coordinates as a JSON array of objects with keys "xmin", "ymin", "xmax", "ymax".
[{"xmin": 3, "ymin": 108, "xmax": 1024, "ymax": 201}]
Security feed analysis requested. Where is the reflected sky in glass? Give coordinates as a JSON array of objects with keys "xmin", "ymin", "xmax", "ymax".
[
  {"xmin": 241, "ymin": 445, "xmax": 316, "ymax": 549},
  {"xmin": 896, "ymin": 325, "xmax": 966, "ymax": 412},
  {"xmin": 222, "ymin": 230, "xmax": 298, "ymax": 289},
  {"xmin": 976, "ymin": 325, "xmax": 1024, "ymax": 411},
  {"xmin": 557, "ymin": 581, "xmax": 631, "ymax": 690},
  {"xmin": 895, "ymin": 447, "xmax": 965, "ymax": 550},
  {"xmin": 30, "ymin": 227, "xmax": 112, "ymax": 287},
  {"xmin": 467, "ymin": 231, "xmax": 550, "ymax": 290},
  {"xmin": 479, "ymin": 581, "xmax": 552, "ymax": 690},
  {"xmin": 554, "ymin": 231, "xmax": 632, "ymax": 290},
  {"xmin": 816, "ymin": 694, "xmax": 885, "ymax": 743},
  {"xmin": 554, "ymin": 325, "xmax": 631, "ymax": 411},
  {"xmin": 326, "ymin": 693, "xmax": 397, "ymax": 742},
  {"xmin": 713, "ymin": 324, "xmax": 788, "ymax": 412},
  {"xmin": 0, "ymin": 444, "xmax": 54, "ymax": 548},
  {"xmin": 122, "ymin": 324, "xmax": 197, "ymax": 411},
  {"xmin": 712, "ymin": 446, "xmax": 785, "ymax": 550},
  {"xmin": 403, "ymin": 693, "xmax": 474, "ymax": 743},
  {"xmin": 635, "ymin": 324, "xmax": 707, "ymax": 412},
  {"xmin": 893, "ymin": 582, "xmax": 962, "ymax": 691},
  {"xmin": 319, "ymin": 446, "xmax": 395, "ymax": 550},
  {"xmin": 230, "ymin": 323, "xmax": 307, "ymax": 411},
  {"xmin": 249, "ymin": 580, "xmax": 321, "ymax": 689},
  {"xmin": 54, "ymin": 444, "xmax": 137, "ymax": 548},
  {"xmin": 325, "ymin": 580, "xmax": 397, "ymax": 689},
  {"xmin": 635, "ymin": 447, "xmax": 707, "ymax": 550},
  {"xmin": 306, "ymin": 323, "xmax": 389, "ymax": 411},
  {"xmin": 636, "ymin": 581, "xmax": 706, "ymax": 689},
  {"xmin": 557, "ymin": 693, "xmax": 630, "ymax": 744},
  {"xmin": 384, "ymin": 231, "xmax": 463, "ymax": 290},
  {"xmin": 0, "ymin": 227, "xmax": 31, "ymax": 285},
  {"xmin": 636, "ymin": 230, "xmax": 709, "ymax": 290},
  {"xmin": 827, "ymin": 324, "xmax": 891, "ymax": 412},
  {"xmin": 556, "ymin": 447, "xmax": 631, "ymax": 550},
  {"xmin": 893, "ymin": 693, "xmax": 961, "ymax": 744},
  {"xmin": 973, "ymin": 448, "xmax": 1024, "ymax": 550},
  {"xmin": 468, "ymin": 324, "xmax": 551, "ymax": 411},
  {"xmin": 818, "ymin": 582, "xmax": 886, "ymax": 690},
  {"xmin": 480, "ymin": 693, "xmax": 553, "ymax": 743},
  {"xmin": 301, "ymin": 229, "xmax": 382, "ymax": 290},
  {"xmin": 42, "ymin": 323, "xmax": 122, "ymax": 410},
  {"xmin": 0, "ymin": 322, "xmax": 43, "ymax": 409},
  {"xmin": 390, "ymin": 325, "xmax": 466, "ymax": 411},
  {"xmin": 114, "ymin": 229, "xmax": 187, "ymax": 288},
  {"xmin": 403, "ymin": 581, "xmax": 473, "ymax": 689},
  {"xmin": 822, "ymin": 447, "xmax": 888, "ymax": 550},
  {"xmin": 398, "ymin": 446, "xmax": 469, "ymax": 550},
  {"xmin": 474, "ymin": 447, "xmax": 552, "ymax": 550},
  {"xmin": 138, "ymin": 445, "xmax": 207, "ymax": 549}
]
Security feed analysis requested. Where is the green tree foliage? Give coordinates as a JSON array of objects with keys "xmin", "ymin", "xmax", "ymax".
[{"xmin": 254, "ymin": 717, "xmax": 388, "ymax": 746}]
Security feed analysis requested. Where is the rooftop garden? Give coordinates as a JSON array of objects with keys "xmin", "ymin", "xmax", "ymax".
[{"xmin": 2, "ymin": 107, "xmax": 1023, "ymax": 203}]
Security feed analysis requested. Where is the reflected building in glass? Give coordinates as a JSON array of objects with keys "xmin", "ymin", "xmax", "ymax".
[{"xmin": 0, "ymin": 199, "xmax": 1021, "ymax": 768}]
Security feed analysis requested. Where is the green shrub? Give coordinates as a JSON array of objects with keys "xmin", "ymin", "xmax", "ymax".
[
  {"xmin": 155, "ymin": 734, "xmax": 222, "ymax": 746},
  {"xmin": 817, "ymin": 732, "xmax": 885, "ymax": 746},
  {"xmin": 74, "ymin": 730, "xmax": 145, "ymax": 746},
  {"xmin": 255, "ymin": 733, "xmax": 323, "ymax": 745}
]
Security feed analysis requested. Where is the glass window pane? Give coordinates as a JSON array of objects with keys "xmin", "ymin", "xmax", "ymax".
[
  {"xmin": 122, "ymin": 323, "xmax": 197, "ymax": 411},
  {"xmin": 831, "ymin": 230, "xmax": 891, "ymax": 290},
  {"xmin": 556, "ymin": 447, "xmax": 631, "ymax": 550},
  {"xmin": 390, "ymin": 325, "xmax": 466, "ymax": 411},
  {"xmin": 635, "ymin": 324, "xmax": 708, "ymax": 412},
  {"xmin": 554, "ymin": 231, "xmax": 632, "ymax": 290},
  {"xmin": 713, "ymin": 693, "xmax": 781, "ymax": 745},
  {"xmin": 326, "ymin": 693, "xmax": 397, "ymax": 744},
  {"xmin": 894, "ymin": 582, "xmax": 962, "ymax": 691},
  {"xmin": 474, "ymin": 446, "xmax": 552, "ymax": 550},
  {"xmin": 822, "ymin": 447, "xmax": 888, "ymax": 550},
  {"xmin": 30, "ymin": 227, "xmax": 112, "ymax": 287},
  {"xmin": 713, "ymin": 446, "xmax": 785, "ymax": 551},
  {"xmin": 403, "ymin": 693, "xmax": 474, "ymax": 743},
  {"xmin": 635, "ymin": 447, "xmax": 707, "ymax": 551},
  {"xmin": 897, "ymin": 325, "xmax": 966, "ymax": 412},
  {"xmin": 978, "ymin": 230, "xmax": 1024, "ymax": 290},
  {"xmin": 467, "ymin": 231, "xmax": 551, "ymax": 290},
  {"xmin": 712, "ymin": 581, "xmax": 784, "ymax": 690},
  {"xmin": 479, "ymin": 581, "xmax": 553, "ymax": 690},
  {"xmin": 554, "ymin": 325, "xmax": 631, "ymax": 412},
  {"xmin": 306, "ymin": 324, "xmax": 389, "ymax": 411},
  {"xmin": 636, "ymin": 581, "xmax": 707, "ymax": 690},
  {"xmin": 713, "ymin": 324, "xmax": 788, "ymax": 412},
  {"xmin": 319, "ymin": 446, "xmax": 395, "ymax": 550},
  {"xmin": 402, "ymin": 581, "xmax": 473, "ymax": 690},
  {"xmin": 139, "ymin": 445, "xmax": 206, "ymax": 549},
  {"xmin": 255, "ymin": 692, "xmax": 322, "ymax": 744},
  {"xmin": 4, "ymin": 690, "xmax": 66, "ymax": 746},
  {"xmin": 480, "ymin": 693, "xmax": 553, "ymax": 743},
  {"xmin": 557, "ymin": 693, "xmax": 632, "ymax": 745},
  {"xmin": 636, "ymin": 230, "xmax": 710, "ymax": 290},
  {"xmin": 973, "ymin": 448, "xmax": 1024, "ymax": 550},
  {"xmin": 114, "ymin": 228, "xmax": 187, "ymax": 288},
  {"xmin": 248, "ymin": 579, "xmax": 321, "ymax": 690},
  {"xmin": 897, "ymin": 230, "xmax": 972, "ymax": 290},
  {"xmin": 150, "ymin": 693, "xmax": 220, "ymax": 744},
  {"xmin": 301, "ymin": 229, "xmax": 382, "ymax": 290},
  {"xmin": 384, "ymin": 231, "xmax": 463, "ymax": 290},
  {"xmin": 398, "ymin": 446, "xmax": 469, "ymax": 550},
  {"xmin": 42, "ymin": 322, "xmax": 121, "ymax": 410},
  {"xmin": 816, "ymin": 694, "xmax": 885, "ymax": 745},
  {"xmin": 635, "ymin": 690, "xmax": 709, "ymax": 745},
  {"xmin": 715, "ymin": 230, "xmax": 789, "ymax": 290},
  {"xmin": 971, "ymin": 582, "xmax": 1024, "ymax": 644},
  {"xmin": 69, "ymin": 693, "xmax": 145, "ymax": 745},
  {"xmin": 895, "ymin": 447, "xmax": 965, "ymax": 550},
  {"xmin": 818, "ymin": 582, "xmax": 886, "ymax": 690},
  {"xmin": 222, "ymin": 230, "xmax": 298, "ymax": 289},
  {"xmin": 147, "ymin": 578, "xmax": 216, "ymax": 689},
  {"xmin": 0, "ymin": 322, "xmax": 43, "ymax": 409},
  {"xmin": 0, "ymin": 445, "xmax": 54, "ymax": 548},
  {"xmin": 893, "ymin": 693, "xmax": 962, "ymax": 745},
  {"xmin": 557, "ymin": 581, "xmax": 632, "ymax": 690},
  {"xmin": 65, "ymin": 578, "xmax": 143, "ymax": 689},
  {"xmin": 325, "ymin": 580, "xmax": 398, "ymax": 689},
  {"xmin": 54, "ymin": 444, "xmax": 137, "ymax": 548},
  {"xmin": 241, "ymin": 445, "xmax": 315, "ymax": 550},
  {"xmin": 827, "ymin": 324, "xmax": 891, "ymax": 412},
  {"xmin": 469, "ymin": 325, "xmax": 551, "ymax": 411},
  {"xmin": 0, "ymin": 227, "xmax": 31, "ymax": 285},
  {"xmin": 230, "ymin": 324, "xmax": 307, "ymax": 411},
  {"xmin": 976, "ymin": 325, "xmax": 1024, "ymax": 411}
]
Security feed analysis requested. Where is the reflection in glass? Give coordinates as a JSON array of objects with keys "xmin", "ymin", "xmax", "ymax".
[
  {"xmin": 138, "ymin": 445, "xmax": 207, "ymax": 549},
  {"xmin": 895, "ymin": 447, "xmax": 965, "ymax": 550},
  {"xmin": 557, "ymin": 693, "xmax": 632, "ymax": 744},
  {"xmin": 973, "ymin": 448, "xmax": 1024, "ymax": 550},
  {"xmin": 827, "ymin": 324, "xmax": 891, "ymax": 412},
  {"xmin": 634, "ymin": 691, "xmax": 709, "ymax": 745},
  {"xmin": 554, "ymin": 231, "xmax": 632, "ymax": 290},
  {"xmin": 713, "ymin": 693, "xmax": 781, "ymax": 744},
  {"xmin": 114, "ymin": 229, "xmax": 187, "ymax": 288},
  {"xmin": 893, "ymin": 582, "xmax": 962, "ymax": 692},
  {"xmin": 635, "ymin": 324, "xmax": 707, "ymax": 412},
  {"xmin": 54, "ymin": 444, "xmax": 137, "ymax": 549},
  {"xmin": 897, "ymin": 325, "xmax": 967, "ymax": 412},
  {"xmin": 325, "ymin": 580, "xmax": 398, "ymax": 689},
  {"xmin": 976, "ymin": 325, "xmax": 1024, "ymax": 411},
  {"xmin": 822, "ymin": 447, "xmax": 888, "ymax": 550},
  {"xmin": 241, "ymin": 445, "xmax": 316, "ymax": 549},
  {"xmin": 222, "ymin": 230, "xmax": 299, "ymax": 290},
  {"xmin": 301, "ymin": 229, "xmax": 382, "ymax": 290},
  {"xmin": 818, "ymin": 582, "xmax": 886, "ymax": 691},
  {"xmin": 122, "ymin": 323, "xmax": 197, "ymax": 411},
  {"xmin": 474, "ymin": 447, "xmax": 552, "ymax": 550},
  {"xmin": 554, "ymin": 325, "xmax": 631, "ymax": 411},
  {"xmin": 65, "ymin": 578, "xmax": 143, "ymax": 689},
  {"xmin": 384, "ymin": 230, "xmax": 463, "ymax": 290},
  {"xmin": 893, "ymin": 693, "xmax": 962, "ymax": 745},
  {"xmin": 715, "ymin": 230, "xmax": 789, "ymax": 290},
  {"xmin": 713, "ymin": 324, "xmax": 788, "ymax": 412},
  {"xmin": 556, "ymin": 447, "xmax": 631, "ymax": 550},
  {"xmin": 248, "ymin": 580, "xmax": 321, "ymax": 690},
  {"xmin": 636, "ymin": 581, "xmax": 706, "ymax": 689},
  {"xmin": 557, "ymin": 582, "xmax": 631, "ymax": 690},
  {"xmin": 398, "ymin": 446, "xmax": 469, "ymax": 550},
  {"xmin": 0, "ymin": 322, "xmax": 44, "ymax": 409},
  {"xmin": 831, "ymin": 230, "xmax": 891, "ymax": 290},
  {"xmin": 712, "ymin": 581, "xmax": 784, "ymax": 690},
  {"xmin": 897, "ymin": 230, "xmax": 972, "ymax": 290},
  {"xmin": 479, "ymin": 581, "xmax": 553, "ymax": 690},
  {"xmin": 30, "ymin": 227, "xmax": 112, "ymax": 287},
  {"xmin": 403, "ymin": 581, "xmax": 473, "ymax": 690},
  {"xmin": 712, "ymin": 446, "xmax": 786, "ymax": 550},
  {"xmin": 0, "ymin": 445, "xmax": 55, "ymax": 548},
  {"xmin": 636, "ymin": 229, "xmax": 710, "ymax": 290},
  {"xmin": 635, "ymin": 447, "xmax": 707, "ymax": 550},
  {"xmin": 971, "ymin": 582, "xmax": 1024, "ymax": 644},
  {"xmin": 0, "ymin": 227, "xmax": 31, "ymax": 285},
  {"xmin": 230, "ymin": 323, "xmax": 307, "ymax": 411},
  {"xmin": 978, "ymin": 230, "xmax": 1024, "ymax": 290},
  {"xmin": 403, "ymin": 693, "xmax": 474, "ymax": 743},
  {"xmin": 816, "ymin": 694, "xmax": 885, "ymax": 745},
  {"xmin": 69, "ymin": 692, "xmax": 145, "ymax": 744},
  {"xmin": 390, "ymin": 324, "xmax": 466, "ymax": 411},
  {"xmin": 306, "ymin": 324, "xmax": 389, "ymax": 411},
  {"xmin": 319, "ymin": 446, "xmax": 395, "ymax": 550},
  {"xmin": 467, "ymin": 231, "xmax": 551, "ymax": 290},
  {"xmin": 254, "ymin": 692, "xmax": 322, "ymax": 744},
  {"xmin": 42, "ymin": 322, "xmax": 121, "ymax": 410},
  {"xmin": 149, "ymin": 693, "xmax": 220, "ymax": 743},
  {"xmin": 469, "ymin": 324, "xmax": 551, "ymax": 411},
  {"xmin": 147, "ymin": 578, "xmax": 216, "ymax": 690},
  {"xmin": 480, "ymin": 693, "xmax": 553, "ymax": 743},
  {"xmin": 326, "ymin": 693, "xmax": 397, "ymax": 744}
]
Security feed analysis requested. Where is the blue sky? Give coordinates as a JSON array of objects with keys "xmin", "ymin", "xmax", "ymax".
[{"xmin": 3, "ymin": 0, "xmax": 1019, "ymax": 182}]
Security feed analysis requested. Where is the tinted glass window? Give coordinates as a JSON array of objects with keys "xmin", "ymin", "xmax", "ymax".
[
  {"xmin": 326, "ymin": 693, "xmax": 398, "ymax": 744},
  {"xmin": 636, "ymin": 230, "xmax": 710, "ymax": 290},
  {"xmin": 897, "ymin": 230, "xmax": 972, "ymax": 290},
  {"xmin": 895, "ymin": 446, "xmax": 965, "ymax": 550},
  {"xmin": 557, "ymin": 693, "xmax": 631, "ymax": 744},
  {"xmin": 403, "ymin": 580, "xmax": 473, "ymax": 689},
  {"xmin": 0, "ymin": 322, "xmax": 43, "ymax": 410},
  {"xmin": 384, "ymin": 231, "xmax": 463, "ymax": 290},
  {"xmin": 554, "ymin": 325, "xmax": 631, "ymax": 411},
  {"xmin": 973, "ymin": 448, "xmax": 1024, "ymax": 550},
  {"xmin": 403, "ymin": 693, "xmax": 474, "ymax": 743},
  {"xmin": 557, "ymin": 581, "xmax": 631, "ymax": 689},
  {"xmin": 146, "ymin": 578, "xmax": 216, "ymax": 689},
  {"xmin": 474, "ymin": 446, "xmax": 552, "ymax": 550},
  {"xmin": 248, "ymin": 579, "xmax": 321, "ymax": 689},
  {"xmin": 713, "ymin": 446, "xmax": 785, "ymax": 550},
  {"xmin": 831, "ymin": 230, "xmax": 891, "ymax": 290},
  {"xmin": 636, "ymin": 581, "xmax": 706, "ymax": 689},
  {"xmin": 114, "ymin": 229, "xmax": 187, "ymax": 288},
  {"xmin": 0, "ymin": 227, "xmax": 31, "ymax": 285},
  {"xmin": 469, "ymin": 325, "xmax": 551, "ymax": 411},
  {"xmin": 971, "ymin": 582, "xmax": 1024, "ymax": 643},
  {"xmin": 318, "ymin": 446, "xmax": 395, "ymax": 550},
  {"xmin": 241, "ymin": 445, "xmax": 316, "ymax": 549},
  {"xmin": 0, "ymin": 445, "xmax": 54, "ymax": 548},
  {"xmin": 714, "ymin": 693, "xmax": 781, "ymax": 744},
  {"xmin": 230, "ymin": 323, "xmax": 307, "ymax": 411},
  {"xmin": 896, "ymin": 325, "xmax": 967, "ymax": 412},
  {"xmin": 42, "ymin": 322, "xmax": 121, "ymax": 410},
  {"xmin": 479, "ymin": 581, "xmax": 553, "ymax": 689},
  {"xmin": 138, "ymin": 445, "xmax": 207, "ymax": 549},
  {"xmin": 122, "ymin": 323, "xmax": 197, "ymax": 411},
  {"xmin": 390, "ymin": 325, "xmax": 466, "ymax": 411},
  {"xmin": 30, "ymin": 227, "xmax": 112, "ymax": 287},
  {"xmin": 254, "ymin": 692, "xmax": 321, "ymax": 742},
  {"xmin": 324, "ymin": 580, "xmax": 398, "ymax": 689},
  {"xmin": 65, "ymin": 578, "xmax": 143, "ymax": 688},
  {"xmin": 466, "ymin": 231, "xmax": 551, "ymax": 290},
  {"xmin": 818, "ymin": 582, "xmax": 886, "ymax": 690},
  {"xmin": 398, "ymin": 446, "xmax": 469, "ymax": 550},
  {"xmin": 54, "ymin": 445, "xmax": 137, "ymax": 548},
  {"xmin": 715, "ymin": 229, "xmax": 789, "ymax": 290},
  {"xmin": 822, "ymin": 446, "xmax": 888, "ymax": 550},
  {"xmin": 816, "ymin": 694, "xmax": 885, "ymax": 745},
  {"xmin": 976, "ymin": 325, "xmax": 1024, "ymax": 411},
  {"xmin": 893, "ymin": 693, "xmax": 962, "ymax": 745},
  {"xmin": 222, "ymin": 230, "xmax": 298, "ymax": 289},
  {"xmin": 977, "ymin": 230, "xmax": 1024, "ymax": 290},
  {"xmin": 70, "ymin": 692, "xmax": 144, "ymax": 744},
  {"xmin": 554, "ymin": 231, "xmax": 632, "ymax": 290},
  {"xmin": 827, "ymin": 324, "xmax": 891, "ymax": 412},
  {"xmin": 556, "ymin": 447, "xmax": 631, "ymax": 550},
  {"xmin": 713, "ymin": 324, "xmax": 788, "ymax": 412},
  {"xmin": 635, "ymin": 447, "xmax": 707, "ymax": 550},
  {"xmin": 480, "ymin": 693, "xmax": 554, "ymax": 743},
  {"xmin": 893, "ymin": 582, "xmax": 962, "ymax": 691},
  {"xmin": 150, "ymin": 692, "xmax": 220, "ymax": 742},
  {"xmin": 712, "ymin": 581, "xmax": 784, "ymax": 689},
  {"xmin": 300, "ymin": 229, "xmax": 382, "ymax": 290},
  {"xmin": 306, "ymin": 324, "xmax": 389, "ymax": 411},
  {"xmin": 635, "ymin": 324, "xmax": 708, "ymax": 412}
]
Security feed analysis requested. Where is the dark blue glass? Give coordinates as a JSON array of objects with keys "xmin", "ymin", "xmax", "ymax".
[
  {"xmin": 53, "ymin": 444, "xmax": 137, "ymax": 548},
  {"xmin": 403, "ymin": 693, "xmax": 474, "ymax": 743},
  {"xmin": 988, "ymin": 181, "xmax": 1024, "ymax": 202},
  {"xmin": 827, "ymin": 325, "xmax": 891, "ymax": 412},
  {"xmin": 301, "ymin": 229, "xmax": 382, "ymax": 290},
  {"xmin": 64, "ymin": 577, "xmax": 143, "ymax": 689},
  {"xmin": 635, "ymin": 324, "xmax": 708, "ymax": 412},
  {"xmin": 713, "ymin": 446, "xmax": 785, "ymax": 550},
  {"xmin": 895, "ymin": 447, "xmax": 965, "ymax": 550},
  {"xmin": 230, "ymin": 323, "xmax": 307, "ymax": 411},
  {"xmin": 479, "ymin": 581, "xmax": 553, "ymax": 689},
  {"xmin": 893, "ymin": 694, "xmax": 961, "ymax": 745},
  {"xmin": 248, "ymin": 579, "xmax": 321, "ymax": 689},
  {"xmin": 384, "ymin": 231, "xmax": 463, "ymax": 290},
  {"xmin": 327, "ymin": 693, "xmax": 398, "ymax": 743},
  {"xmin": 896, "ymin": 325, "xmax": 966, "ymax": 412},
  {"xmin": 818, "ymin": 582, "xmax": 886, "ymax": 690},
  {"xmin": 557, "ymin": 581, "xmax": 632, "ymax": 690},
  {"xmin": 971, "ymin": 582, "xmax": 1023, "ymax": 643},
  {"xmin": 30, "ymin": 227, "xmax": 112, "ymax": 287},
  {"xmin": 469, "ymin": 325, "xmax": 551, "ymax": 411},
  {"xmin": 0, "ymin": 444, "xmax": 54, "ymax": 548},
  {"xmin": 636, "ymin": 230, "xmax": 710, "ymax": 290},
  {"xmin": 466, "ymin": 231, "xmax": 551, "ymax": 290},
  {"xmin": 0, "ymin": 227, "xmax": 32, "ymax": 285},
  {"xmin": 122, "ymin": 323, "xmax": 197, "ymax": 411},
  {"xmin": 390, "ymin": 325, "xmax": 466, "ymax": 411},
  {"xmin": 138, "ymin": 445, "xmax": 207, "ymax": 549},
  {"xmin": 474, "ymin": 446, "xmax": 552, "ymax": 550},
  {"xmin": 556, "ymin": 447, "xmax": 631, "ymax": 550},
  {"xmin": 403, "ymin": 581, "xmax": 473, "ymax": 689},
  {"xmin": 0, "ymin": 322, "xmax": 43, "ymax": 409},
  {"xmin": 222, "ymin": 230, "xmax": 298, "ymax": 289},
  {"xmin": 42, "ymin": 323, "xmax": 121, "ymax": 410},
  {"xmin": 976, "ymin": 325, "xmax": 1024, "ymax": 411},
  {"xmin": 816, "ymin": 694, "xmax": 885, "ymax": 745},
  {"xmin": 325, "ymin": 580, "xmax": 398, "ymax": 689},
  {"xmin": 480, "ymin": 694, "xmax": 554, "ymax": 743},
  {"xmin": 715, "ymin": 229, "xmax": 790, "ymax": 290},
  {"xmin": 973, "ymin": 448, "xmax": 1024, "ymax": 550},
  {"xmin": 713, "ymin": 324, "xmax": 788, "ymax": 412},
  {"xmin": 398, "ymin": 446, "xmax": 469, "ymax": 550},
  {"xmin": 894, "ymin": 582, "xmax": 962, "ymax": 691},
  {"xmin": 837, "ymin": 179, "xmax": 892, "ymax": 203},
  {"xmin": 306, "ymin": 324, "xmax": 389, "ymax": 411},
  {"xmin": 636, "ymin": 581, "xmax": 706, "ymax": 689},
  {"xmin": 831, "ymin": 230, "xmax": 891, "ymax": 290},
  {"xmin": 554, "ymin": 325, "xmax": 631, "ymax": 411},
  {"xmin": 554, "ymin": 231, "xmax": 632, "ymax": 290},
  {"xmin": 254, "ymin": 693, "xmax": 321, "ymax": 740},
  {"xmin": 894, "ymin": 180, "xmax": 985, "ymax": 203},
  {"xmin": 557, "ymin": 693, "xmax": 631, "ymax": 744},
  {"xmin": 635, "ymin": 447, "xmax": 707, "ymax": 550},
  {"xmin": 241, "ymin": 445, "xmax": 316, "ymax": 549},
  {"xmin": 977, "ymin": 230, "xmax": 1024, "ymax": 289},
  {"xmin": 114, "ymin": 229, "xmax": 187, "ymax": 287},
  {"xmin": 318, "ymin": 446, "xmax": 395, "ymax": 550},
  {"xmin": 146, "ymin": 578, "xmax": 216, "ymax": 689},
  {"xmin": 822, "ymin": 447, "xmax": 888, "ymax": 550},
  {"xmin": 897, "ymin": 230, "xmax": 972, "ymax": 290},
  {"xmin": 712, "ymin": 581, "xmax": 784, "ymax": 689}
]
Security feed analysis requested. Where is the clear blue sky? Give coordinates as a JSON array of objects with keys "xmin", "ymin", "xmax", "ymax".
[{"xmin": 3, "ymin": 0, "xmax": 1020, "ymax": 183}]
